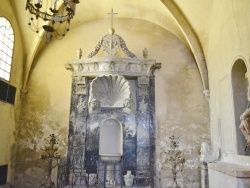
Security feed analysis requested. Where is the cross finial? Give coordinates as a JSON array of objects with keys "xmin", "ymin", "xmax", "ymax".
[{"xmin": 107, "ymin": 9, "xmax": 118, "ymax": 29}]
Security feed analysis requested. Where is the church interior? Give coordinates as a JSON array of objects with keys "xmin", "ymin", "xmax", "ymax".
[{"xmin": 1, "ymin": 0, "xmax": 250, "ymax": 187}]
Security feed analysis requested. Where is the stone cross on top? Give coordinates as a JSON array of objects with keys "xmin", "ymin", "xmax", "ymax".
[{"xmin": 107, "ymin": 9, "xmax": 118, "ymax": 29}]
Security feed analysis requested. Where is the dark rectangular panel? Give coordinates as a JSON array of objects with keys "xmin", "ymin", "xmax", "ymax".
[
  {"xmin": 7, "ymin": 85, "xmax": 16, "ymax": 105},
  {"xmin": 0, "ymin": 80, "xmax": 8, "ymax": 101},
  {"xmin": 0, "ymin": 79, "xmax": 16, "ymax": 105},
  {"xmin": 0, "ymin": 165, "xmax": 8, "ymax": 185}
]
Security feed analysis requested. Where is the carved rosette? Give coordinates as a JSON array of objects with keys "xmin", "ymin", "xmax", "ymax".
[
  {"xmin": 76, "ymin": 96, "xmax": 86, "ymax": 113},
  {"xmin": 137, "ymin": 76, "xmax": 149, "ymax": 96},
  {"xmin": 102, "ymin": 34, "xmax": 121, "ymax": 55}
]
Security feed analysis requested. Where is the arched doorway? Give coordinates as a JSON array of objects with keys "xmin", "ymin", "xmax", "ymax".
[{"xmin": 231, "ymin": 59, "xmax": 248, "ymax": 155}]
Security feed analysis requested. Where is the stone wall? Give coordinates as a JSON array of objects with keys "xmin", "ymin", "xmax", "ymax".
[
  {"xmin": 0, "ymin": 0, "xmax": 24, "ymax": 187},
  {"xmin": 207, "ymin": 0, "xmax": 250, "ymax": 163},
  {"xmin": 205, "ymin": 0, "xmax": 250, "ymax": 186}
]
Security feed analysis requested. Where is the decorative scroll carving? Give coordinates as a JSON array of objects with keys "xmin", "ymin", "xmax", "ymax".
[
  {"xmin": 90, "ymin": 75, "xmax": 131, "ymax": 108},
  {"xmin": 137, "ymin": 76, "xmax": 149, "ymax": 96},
  {"xmin": 118, "ymin": 35, "xmax": 138, "ymax": 58},
  {"xmin": 87, "ymin": 33, "xmax": 138, "ymax": 58},
  {"xmin": 76, "ymin": 76, "xmax": 86, "ymax": 95},
  {"xmin": 152, "ymin": 62, "xmax": 162, "ymax": 70},
  {"xmin": 87, "ymin": 40, "xmax": 103, "ymax": 58},
  {"xmin": 143, "ymin": 48, "xmax": 148, "ymax": 59}
]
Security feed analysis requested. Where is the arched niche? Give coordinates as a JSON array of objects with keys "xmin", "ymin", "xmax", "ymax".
[
  {"xmin": 90, "ymin": 75, "xmax": 131, "ymax": 108},
  {"xmin": 231, "ymin": 59, "xmax": 248, "ymax": 155},
  {"xmin": 99, "ymin": 118, "xmax": 123, "ymax": 156}
]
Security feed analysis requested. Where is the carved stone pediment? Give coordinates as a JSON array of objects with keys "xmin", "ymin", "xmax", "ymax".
[
  {"xmin": 86, "ymin": 29, "xmax": 138, "ymax": 58},
  {"xmin": 66, "ymin": 28, "xmax": 161, "ymax": 77}
]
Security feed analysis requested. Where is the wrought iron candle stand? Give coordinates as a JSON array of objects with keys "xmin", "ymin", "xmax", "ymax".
[
  {"xmin": 39, "ymin": 134, "xmax": 61, "ymax": 188},
  {"xmin": 164, "ymin": 135, "xmax": 185, "ymax": 188}
]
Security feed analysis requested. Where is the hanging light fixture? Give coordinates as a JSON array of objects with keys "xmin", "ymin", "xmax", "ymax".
[{"xmin": 26, "ymin": 0, "xmax": 80, "ymax": 42}]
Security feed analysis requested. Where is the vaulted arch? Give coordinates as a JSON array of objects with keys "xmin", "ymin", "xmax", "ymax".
[{"xmin": 161, "ymin": 0, "xmax": 209, "ymax": 93}]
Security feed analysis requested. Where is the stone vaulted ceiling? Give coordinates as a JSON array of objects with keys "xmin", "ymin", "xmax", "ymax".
[{"xmin": 10, "ymin": 0, "xmax": 214, "ymax": 90}]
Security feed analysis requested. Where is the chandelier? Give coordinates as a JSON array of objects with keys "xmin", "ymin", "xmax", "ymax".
[{"xmin": 26, "ymin": 0, "xmax": 80, "ymax": 42}]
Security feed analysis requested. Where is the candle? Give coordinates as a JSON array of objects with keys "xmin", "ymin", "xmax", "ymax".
[{"xmin": 54, "ymin": 0, "xmax": 57, "ymax": 9}]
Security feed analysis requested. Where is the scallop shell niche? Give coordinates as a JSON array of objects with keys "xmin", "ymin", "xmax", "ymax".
[{"xmin": 90, "ymin": 75, "xmax": 131, "ymax": 108}]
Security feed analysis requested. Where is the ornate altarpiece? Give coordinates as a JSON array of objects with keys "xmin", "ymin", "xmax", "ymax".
[{"xmin": 65, "ymin": 26, "xmax": 161, "ymax": 187}]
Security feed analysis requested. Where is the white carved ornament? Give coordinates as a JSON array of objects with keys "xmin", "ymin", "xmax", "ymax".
[
  {"xmin": 90, "ymin": 75, "xmax": 131, "ymax": 108},
  {"xmin": 87, "ymin": 34, "xmax": 138, "ymax": 58}
]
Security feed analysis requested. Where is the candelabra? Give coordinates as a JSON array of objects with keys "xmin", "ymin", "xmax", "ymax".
[
  {"xmin": 164, "ymin": 135, "xmax": 185, "ymax": 188},
  {"xmin": 26, "ymin": 0, "xmax": 80, "ymax": 42},
  {"xmin": 39, "ymin": 134, "xmax": 61, "ymax": 188}
]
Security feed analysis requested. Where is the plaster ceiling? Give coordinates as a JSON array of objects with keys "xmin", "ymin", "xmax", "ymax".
[{"xmin": 11, "ymin": 0, "xmax": 214, "ymax": 60}]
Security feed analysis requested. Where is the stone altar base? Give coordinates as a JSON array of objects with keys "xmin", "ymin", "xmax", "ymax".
[{"xmin": 208, "ymin": 162, "xmax": 250, "ymax": 188}]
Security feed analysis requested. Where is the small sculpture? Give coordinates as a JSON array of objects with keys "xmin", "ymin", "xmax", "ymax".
[
  {"xmin": 88, "ymin": 173, "xmax": 97, "ymax": 186},
  {"xmin": 106, "ymin": 177, "xmax": 116, "ymax": 187},
  {"xmin": 239, "ymin": 108, "xmax": 250, "ymax": 154},
  {"xmin": 143, "ymin": 48, "xmax": 148, "ymax": 59},
  {"xmin": 68, "ymin": 172, "xmax": 76, "ymax": 185},
  {"xmin": 89, "ymin": 98, "xmax": 100, "ymax": 109},
  {"xmin": 200, "ymin": 142, "xmax": 213, "ymax": 162},
  {"xmin": 78, "ymin": 63, "xmax": 84, "ymax": 71},
  {"xmin": 77, "ymin": 48, "xmax": 82, "ymax": 59},
  {"xmin": 240, "ymin": 109, "xmax": 250, "ymax": 140},
  {"xmin": 124, "ymin": 171, "xmax": 134, "ymax": 187},
  {"xmin": 239, "ymin": 86, "xmax": 250, "ymax": 155}
]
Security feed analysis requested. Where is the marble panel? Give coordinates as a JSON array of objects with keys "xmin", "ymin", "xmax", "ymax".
[{"xmin": 67, "ymin": 68, "xmax": 156, "ymax": 187}]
